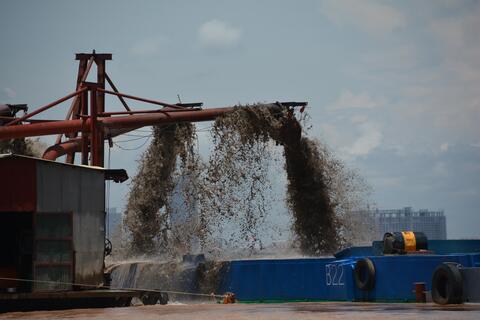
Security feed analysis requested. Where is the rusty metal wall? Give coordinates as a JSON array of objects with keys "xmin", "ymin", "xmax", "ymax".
[
  {"xmin": 36, "ymin": 161, "xmax": 105, "ymax": 287},
  {"xmin": 0, "ymin": 155, "xmax": 36, "ymax": 212},
  {"xmin": 33, "ymin": 212, "xmax": 73, "ymax": 292}
]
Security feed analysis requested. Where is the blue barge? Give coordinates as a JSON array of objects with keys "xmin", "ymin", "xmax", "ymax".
[{"xmin": 217, "ymin": 240, "xmax": 480, "ymax": 304}]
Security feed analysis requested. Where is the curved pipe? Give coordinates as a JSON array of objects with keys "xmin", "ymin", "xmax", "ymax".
[{"xmin": 42, "ymin": 138, "xmax": 82, "ymax": 161}]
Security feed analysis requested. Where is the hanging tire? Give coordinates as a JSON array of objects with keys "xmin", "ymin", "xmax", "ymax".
[
  {"xmin": 141, "ymin": 292, "xmax": 160, "ymax": 305},
  {"xmin": 159, "ymin": 292, "xmax": 169, "ymax": 305},
  {"xmin": 431, "ymin": 262, "xmax": 463, "ymax": 305},
  {"xmin": 354, "ymin": 258, "xmax": 376, "ymax": 291}
]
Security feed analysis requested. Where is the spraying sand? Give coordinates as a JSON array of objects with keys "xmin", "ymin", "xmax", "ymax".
[
  {"xmin": 0, "ymin": 137, "xmax": 46, "ymax": 157},
  {"xmin": 122, "ymin": 104, "xmax": 372, "ymax": 257}
]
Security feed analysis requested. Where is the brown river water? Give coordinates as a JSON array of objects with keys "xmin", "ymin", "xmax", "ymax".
[{"xmin": 2, "ymin": 302, "xmax": 480, "ymax": 320}]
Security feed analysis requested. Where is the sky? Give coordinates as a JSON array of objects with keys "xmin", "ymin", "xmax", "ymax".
[{"xmin": 1, "ymin": 0, "xmax": 479, "ymax": 239}]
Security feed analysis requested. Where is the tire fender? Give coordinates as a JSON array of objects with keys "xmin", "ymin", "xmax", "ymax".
[
  {"xmin": 432, "ymin": 262, "xmax": 463, "ymax": 305},
  {"xmin": 354, "ymin": 258, "xmax": 376, "ymax": 291}
]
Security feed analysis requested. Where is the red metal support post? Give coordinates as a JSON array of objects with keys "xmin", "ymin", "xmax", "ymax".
[
  {"xmin": 89, "ymin": 85, "xmax": 100, "ymax": 167},
  {"xmin": 96, "ymin": 58, "xmax": 106, "ymax": 167},
  {"xmin": 81, "ymin": 89, "xmax": 89, "ymax": 165},
  {"xmin": 63, "ymin": 56, "xmax": 94, "ymax": 163}
]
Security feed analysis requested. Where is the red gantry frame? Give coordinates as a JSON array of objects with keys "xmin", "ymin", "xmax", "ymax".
[{"xmin": 0, "ymin": 52, "xmax": 307, "ymax": 167}]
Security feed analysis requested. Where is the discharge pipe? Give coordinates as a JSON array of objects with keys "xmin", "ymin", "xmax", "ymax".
[{"xmin": 0, "ymin": 107, "xmax": 234, "ymax": 141}]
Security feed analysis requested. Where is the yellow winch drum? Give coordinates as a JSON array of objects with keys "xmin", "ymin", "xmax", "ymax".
[{"xmin": 383, "ymin": 231, "xmax": 428, "ymax": 254}]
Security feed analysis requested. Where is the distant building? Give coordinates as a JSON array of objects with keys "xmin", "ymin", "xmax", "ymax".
[
  {"xmin": 369, "ymin": 207, "xmax": 447, "ymax": 240},
  {"xmin": 106, "ymin": 207, "xmax": 122, "ymax": 237}
]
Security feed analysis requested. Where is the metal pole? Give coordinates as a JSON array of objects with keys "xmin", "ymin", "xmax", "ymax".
[
  {"xmin": 62, "ymin": 57, "xmax": 95, "ymax": 164},
  {"xmin": 97, "ymin": 88, "xmax": 185, "ymax": 109},
  {"xmin": 90, "ymin": 86, "xmax": 100, "ymax": 166},
  {"xmin": 81, "ymin": 89, "xmax": 89, "ymax": 165},
  {"xmin": 58, "ymin": 56, "xmax": 94, "ymax": 144},
  {"xmin": 99, "ymin": 108, "xmax": 201, "ymax": 116},
  {"xmin": 105, "ymin": 73, "xmax": 131, "ymax": 111},
  {"xmin": 6, "ymin": 87, "xmax": 88, "ymax": 126},
  {"xmin": 96, "ymin": 59, "xmax": 106, "ymax": 167}
]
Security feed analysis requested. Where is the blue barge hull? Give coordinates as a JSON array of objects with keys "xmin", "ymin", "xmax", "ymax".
[{"xmin": 218, "ymin": 240, "xmax": 480, "ymax": 302}]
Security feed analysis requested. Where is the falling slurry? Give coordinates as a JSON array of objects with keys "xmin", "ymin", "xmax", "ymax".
[
  {"xmin": 198, "ymin": 105, "xmax": 279, "ymax": 252},
  {"xmin": 204, "ymin": 105, "xmax": 341, "ymax": 254},
  {"xmin": 282, "ymin": 136, "xmax": 340, "ymax": 254},
  {"xmin": 124, "ymin": 123, "xmax": 198, "ymax": 255},
  {"xmin": 122, "ymin": 104, "xmax": 371, "ymax": 258}
]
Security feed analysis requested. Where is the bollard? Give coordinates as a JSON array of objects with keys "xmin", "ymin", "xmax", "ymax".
[
  {"xmin": 222, "ymin": 292, "xmax": 237, "ymax": 304},
  {"xmin": 414, "ymin": 282, "xmax": 426, "ymax": 303}
]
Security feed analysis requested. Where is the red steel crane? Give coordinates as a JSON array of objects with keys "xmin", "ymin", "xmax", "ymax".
[{"xmin": 0, "ymin": 52, "xmax": 307, "ymax": 167}]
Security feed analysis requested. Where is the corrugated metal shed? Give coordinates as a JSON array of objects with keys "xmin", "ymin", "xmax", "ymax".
[{"xmin": 0, "ymin": 154, "xmax": 111, "ymax": 292}]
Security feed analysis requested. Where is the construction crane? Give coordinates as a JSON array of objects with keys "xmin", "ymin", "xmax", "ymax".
[{"xmin": 0, "ymin": 51, "xmax": 307, "ymax": 167}]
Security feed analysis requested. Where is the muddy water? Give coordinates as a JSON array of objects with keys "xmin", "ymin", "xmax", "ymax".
[{"xmin": 2, "ymin": 302, "xmax": 480, "ymax": 320}]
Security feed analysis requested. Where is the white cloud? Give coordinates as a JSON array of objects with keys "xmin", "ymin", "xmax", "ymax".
[
  {"xmin": 319, "ymin": 0, "xmax": 406, "ymax": 36},
  {"xmin": 429, "ymin": 6, "xmax": 480, "ymax": 83},
  {"xmin": 328, "ymin": 89, "xmax": 385, "ymax": 110},
  {"xmin": 350, "ymin": 115, "xmax": 369, "ymax": 124},
  {"xmin": 440, "ymin": 143, "xmax": 449, "ymax": 152},
  {"xmin": 130, "ymin": 37, "xmax": 167, "ymax": 57},
  {"xmin": 347, "ymin": 4, "xmax": 480, "ymax": 153},
  {"xmin": 342, "ymin": 121, "xmax": 382, "ymax": 157},
  {"xmin": 3, "ymin": 87, "xmax": 16, "ymax": 99},
  {"xmin": 198, "ymin": 20, "xmax": 242, "ymax": 49}
]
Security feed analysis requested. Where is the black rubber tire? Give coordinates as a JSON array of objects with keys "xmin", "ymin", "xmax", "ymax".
[
  {"xmin": 354, "ymin": 258, "xmax": 376, "ymax": 291},
  {"xmin": 141, "ymin": 293, "xmax": 160, "ymax": 305},
  {"xmin": 159, "ymin": 292, "xmax": 169, "ymax": 305},
  {"xmin": 431, "ymin": 262, "xmax": 463, "ymax": 305}
]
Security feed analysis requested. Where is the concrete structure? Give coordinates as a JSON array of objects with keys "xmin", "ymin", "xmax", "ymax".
[{"xmin": 370, "ymin": 207, "xmax": 447, "ymax": 240}]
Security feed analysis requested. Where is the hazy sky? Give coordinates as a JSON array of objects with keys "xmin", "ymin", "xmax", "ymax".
[{"xmin": 1, "ymin": 0, "xmax": 479, "ymax": 238}]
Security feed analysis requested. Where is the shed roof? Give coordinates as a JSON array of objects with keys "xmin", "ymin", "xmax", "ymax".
[{"xmin": 0, "ymin": 153, "xmax": 128, "ymax": 182}]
